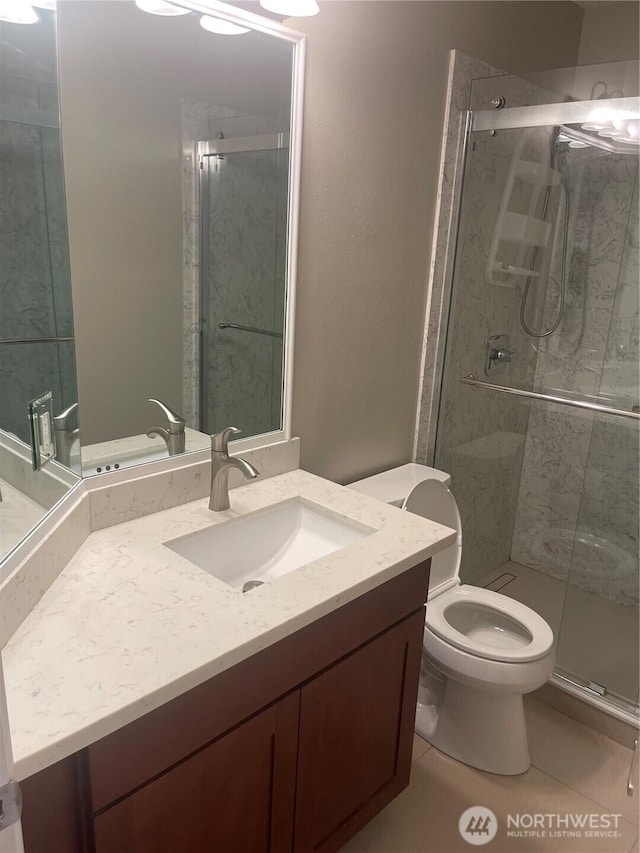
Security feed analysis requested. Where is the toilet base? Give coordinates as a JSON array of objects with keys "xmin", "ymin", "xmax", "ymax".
[{"xmin": 415, "ymin": 679, "xmax": 531, "ymax": 775}]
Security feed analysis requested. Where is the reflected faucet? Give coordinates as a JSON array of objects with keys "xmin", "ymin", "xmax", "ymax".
[
  {"xmin": 53, "ymin": 402, "xmax": 80, "ymax": 468},
  {"xmin": 146, "ymin": 398, "xmax": 185, "ymax": 456},
  {"xmin": 209, "ymin": 427, "xmax": 259, "ymax": 511}
]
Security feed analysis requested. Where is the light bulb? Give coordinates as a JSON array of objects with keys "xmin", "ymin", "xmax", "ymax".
[
  {"xmin": 259, "ymin": 0, "xmax": 319, "ymax": 17},
  {"xmin": 0, "ymin": 0, "xmax": 38, "ymax": 23},
  {"xmin": 135, "ymin": 0, "xmax": 190, "ymax": 16},
  {"xmin": 199, "ymin": 14, "xmax": 249, "ymax": 34}
]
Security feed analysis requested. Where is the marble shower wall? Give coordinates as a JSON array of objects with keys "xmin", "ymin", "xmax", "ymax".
[
  {"xmin": 0, "ymin": 13, "xmax": 77, "ymax": 446},
  {"xmin": 511, "ymin": 154, "xmax": 639, "ymax": 607},
  {"xmin": 181, "ymin": 104, "xmax": 288, "ymax": 436},
  {"xmin": 430, "ymin": 125, "xmax": 555, "ymax": 584}
]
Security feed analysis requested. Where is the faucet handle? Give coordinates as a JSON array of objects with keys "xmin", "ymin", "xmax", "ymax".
[
  {"xmin": 53, "ymin": 402, "xmax": 78, "ymax": 431},
  {"xmin": 211, "ymin": 426, "xmax": 241, "ymax": 454},
  {"xmin": 148, "ymin": 399, "xmax": 185, "ymax": 435}
]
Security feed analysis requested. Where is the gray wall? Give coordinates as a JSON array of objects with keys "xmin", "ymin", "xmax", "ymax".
[
  {"xmin": 291, "ymin": 1, "xmax": 583, "ymax": 484},
  {"xmin": 578, "ymin": 1, "xmax": 639, "ymax": 65}
]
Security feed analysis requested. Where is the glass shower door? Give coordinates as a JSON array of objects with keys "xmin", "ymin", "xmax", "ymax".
[
  {"xmin": 432, "ymin": 89, "xmax": 639, "ymax": 717},
  {"xmin": 199, "ymin": 142, "xmax": 288, "ymax": 439},
  {"xmin": 555, "ymin": 168, "xmax": 639, "ymax": 710}
]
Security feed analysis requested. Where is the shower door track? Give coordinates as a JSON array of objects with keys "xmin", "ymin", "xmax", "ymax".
[{"xmin": 461, "ymin": 375, "xmax": 640, "ymax": 421}]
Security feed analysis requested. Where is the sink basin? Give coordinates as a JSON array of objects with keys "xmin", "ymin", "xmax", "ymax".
[{"xmin": 165, "ymin": 497, "xmax": 375, "ymax": 590}]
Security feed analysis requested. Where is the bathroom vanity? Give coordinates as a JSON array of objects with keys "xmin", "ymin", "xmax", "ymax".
[
  {"xmin": 3, "ymin": 469, "xmax": 456, "ymax": 853},
  {"xmin": 21, "ymin": 564, "xmax": 427, "ymax": 853}
]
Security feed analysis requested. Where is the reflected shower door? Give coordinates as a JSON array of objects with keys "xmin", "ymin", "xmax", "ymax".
[{"xmin": 199, "ymin": 143, "xmax": 288, "ymax": 438}]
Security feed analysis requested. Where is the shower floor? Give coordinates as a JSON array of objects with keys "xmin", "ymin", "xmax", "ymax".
[{"xmin": 478, "ymin": 561, "xmax": 639, "ymax": 710}]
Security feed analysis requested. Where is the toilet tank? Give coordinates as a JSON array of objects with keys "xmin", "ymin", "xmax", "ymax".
[{"xmin": 348, "ymin": 463, "xmax": 451, "ymax": 506}]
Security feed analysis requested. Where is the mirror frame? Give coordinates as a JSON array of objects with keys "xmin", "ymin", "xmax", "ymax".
[
  {"xmin": 0, "ymin": 0, "xmax": 305, "ymax": 573},
  {"xmin": 142, "ymin": 0, "xmax": 306, "ymax": 458},
  {"xmin": 70, "ymin": 0, "xmax": 306, "ymax": 467}
]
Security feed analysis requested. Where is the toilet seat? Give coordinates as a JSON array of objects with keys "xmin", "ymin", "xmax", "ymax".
[
  {"xmin": 402, "ymin": 478, "xmax": 554, "ymax": 664},
  {"xmin": 426, "ymin": 585, "xmax": 554, "ymax": 663}
]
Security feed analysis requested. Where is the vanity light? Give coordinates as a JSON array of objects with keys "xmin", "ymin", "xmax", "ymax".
[
  {"xmin": 134, "ymin": 0, "xmax": 190, "ymax": 16},
  {"xmin": 581, "ymin": 107, "xmax": 640, "ymax": 146},
  {"xmin": 259, "ymin": 0, "xmax": 319, "ymax": 17},
  {"xmin": 199, "ymin": 14, "xmax": 249, "ymax": 34},
  {"xmin": 0, "ymin": 0, "xmax": 38, "ymax": 24}
]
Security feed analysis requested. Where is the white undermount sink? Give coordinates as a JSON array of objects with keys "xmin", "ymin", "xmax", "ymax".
[{"xmin": 165, "ymin": 497, "xmax": 375, "ymax": 590}]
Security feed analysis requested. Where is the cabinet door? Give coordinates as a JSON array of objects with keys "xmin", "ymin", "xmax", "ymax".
[
  {"xmin": 293, "ymin": 609, "xmax": 424, "ymax": 853},
  {"xmin": 94, "ymin": 691, "xmax": 299, "ymax": 853}
]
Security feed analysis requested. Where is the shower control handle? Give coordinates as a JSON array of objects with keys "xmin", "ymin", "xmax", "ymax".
[
  {"xmin": 492, "ymin": 347, "xmax": 515, "ymax": 363},
  {"xmin": 484, "ymin": 334, "xmax": 515, "ymax": 377}
]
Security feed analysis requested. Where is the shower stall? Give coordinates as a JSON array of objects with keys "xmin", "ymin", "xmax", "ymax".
[
  {"xmin": 197, "ymin": 127, "xmax": 289, "ymax": 439},
  {"xmin": 427, "ymin": 60, "xmax": 639, "ymax": 720}
]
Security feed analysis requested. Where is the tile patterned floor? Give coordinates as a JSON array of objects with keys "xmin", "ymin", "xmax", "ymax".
[{"xmin": 342, "ymin": 698, "xmax": 639, "ymax": 853}]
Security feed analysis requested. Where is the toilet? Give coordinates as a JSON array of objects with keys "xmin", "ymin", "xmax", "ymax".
[{"xmin": 349, "ymin": 463, "xmax": 555, "ymax": 775}]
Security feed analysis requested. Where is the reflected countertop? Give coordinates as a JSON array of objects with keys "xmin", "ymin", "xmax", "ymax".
[{"xmin": 0, "ymin": 478, "xmax": 48, "ymax": 560}]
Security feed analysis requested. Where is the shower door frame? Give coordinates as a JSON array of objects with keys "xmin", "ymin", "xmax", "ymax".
[
  {"xmin": 197, "ymin": 133, "xmax": 290, "ymax": 438},
  {"xmin": 420, "ymin": 91, "xmax": 640, "ymax": 725}
]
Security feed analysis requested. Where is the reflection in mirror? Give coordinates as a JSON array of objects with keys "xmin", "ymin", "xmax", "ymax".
[
  {"xmin": 0, "ymin": 8, "xmax": 81, "ymax": 559},
  {"xmin": 56, "ymin": 1, "xmax": 297, "ymax": 475}
]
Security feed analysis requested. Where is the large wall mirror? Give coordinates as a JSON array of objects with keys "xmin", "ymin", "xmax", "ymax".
[{"xmin": 0, "ymin": 0, "xmax": 304, "ymax": 561}]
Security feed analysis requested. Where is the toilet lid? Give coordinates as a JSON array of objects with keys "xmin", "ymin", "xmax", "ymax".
[{"xmin": 402, "ymin": 479, "xmax": 462, "ymax": 596}]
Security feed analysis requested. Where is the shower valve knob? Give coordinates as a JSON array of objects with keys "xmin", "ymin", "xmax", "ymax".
[{"xmin": 493, "ymin": 347, "xmax": 514, "ymax": 363}]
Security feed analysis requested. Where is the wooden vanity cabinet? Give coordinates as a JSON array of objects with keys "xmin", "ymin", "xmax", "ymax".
[
  {"xmin": 20, "ymin": 560, "xmax": 430, "ymax": 853},
  {"xmin": 93, "ymin": 692, "xmax": 299, "ymax": 853}
]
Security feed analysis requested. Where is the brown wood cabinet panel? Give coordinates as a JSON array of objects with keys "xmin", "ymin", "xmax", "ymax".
[
  {"xmin": 293, "ymin": 609, "xmax": 425, "ymax": 853},
  {"xmin": 21, "ymin": 754, "xmax": 89, "ymax": 853},
  {"xmin": 93, "ymin": 691, "xmax": 299, "ymax": 853},
  {"xmin": 88, "ymin": 560, "xmax": 430, "ymax": 811}
]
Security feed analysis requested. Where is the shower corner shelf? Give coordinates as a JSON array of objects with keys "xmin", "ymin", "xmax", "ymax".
[{"xmin": 485, "ymin": 135, "xmax": 561, "ymax": 287}]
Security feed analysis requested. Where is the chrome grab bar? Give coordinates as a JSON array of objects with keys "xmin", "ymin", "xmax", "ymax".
[
  {"xmin": 460, "ymin": 375, "xmax": 640, "ymax": 421},
  {"xmin": 218, "ymin": 323, "xmax": 283, "ymax": 340}
]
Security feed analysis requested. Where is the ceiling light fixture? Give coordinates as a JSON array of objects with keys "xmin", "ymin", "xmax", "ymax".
[
  {"xmin": 134, "ymin": 0, "xmax": 190, "ymax": 16},
  {"xmin": 0, "ymin": 0, "xmax": 38, "ymax": 23},
  {"xmin": 199, "ymin": 14, "xmax": 249, "ymax": 34},
  {"xmin": 259, "ymin": 0, "xmax": 319, "ymax": 17}
]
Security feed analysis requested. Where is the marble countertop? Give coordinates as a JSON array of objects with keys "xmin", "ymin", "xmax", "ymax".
[{"xmin": 2, "ymin": 469, "xmax": 456, "ymax": 781}]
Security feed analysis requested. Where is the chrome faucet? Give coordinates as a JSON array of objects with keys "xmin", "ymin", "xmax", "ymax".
[
  {"xmin": 209, "ymin": 427, "xmax": 259, "ymax": 511},
  {"xmin": 53, "ymin": 402, "xmax": 80, "ymax": 468},
  {"xmin": 146, "ymin": 398, "xmax": 185, "ymax": 456}
]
